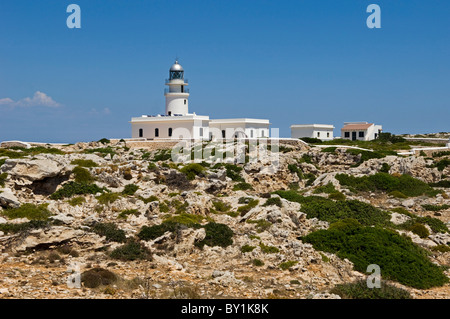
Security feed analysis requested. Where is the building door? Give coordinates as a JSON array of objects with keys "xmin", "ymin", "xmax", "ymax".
[
  {"xmin": 139, "ymin": 129, "xmax": 143, "ymax": 137},
  {"xmin": 352, "ymin": 132, "xmax": 357, "ymax": 141}
]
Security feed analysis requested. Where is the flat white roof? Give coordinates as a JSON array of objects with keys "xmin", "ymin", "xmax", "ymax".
[
  {"xmin": 130, "ymin": 114, "xmax": 210, "ymax": 123},
  {"xmin": 290, "ymin": 124, "xmax": 335, "ymax": 129},
  {"xmin": 209, "ymin": 118, "xmax": 270, "ymax": 125}
]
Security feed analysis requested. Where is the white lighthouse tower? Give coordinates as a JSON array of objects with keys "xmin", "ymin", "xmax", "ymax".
[{"xmin": 165, "ymin": 60, "xmax": 189, "ymax": 116}]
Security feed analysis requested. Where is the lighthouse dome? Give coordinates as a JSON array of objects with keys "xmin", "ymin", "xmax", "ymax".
[{"xmin": 170, "ymin": 60, "xmax": 184, "ymax": 72}]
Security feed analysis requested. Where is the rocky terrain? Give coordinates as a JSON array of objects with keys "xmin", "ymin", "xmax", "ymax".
[{"xmin": 0, "ymin": 139, "xmax": 449, "ymax": 299}]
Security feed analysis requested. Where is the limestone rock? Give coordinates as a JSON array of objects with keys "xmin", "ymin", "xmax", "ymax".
[
  {"xmin": 0, "ymin": 188, "xmax": 20, "ymax": 208},
  {"xmin": 14, "ymin": 226, "xmax": 84, "ymax": 251}
]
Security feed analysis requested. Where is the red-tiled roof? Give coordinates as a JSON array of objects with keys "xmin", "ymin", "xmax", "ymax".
[{"xmin": 341, "ymin": 123, "xmax": 373, "ymax": 130}]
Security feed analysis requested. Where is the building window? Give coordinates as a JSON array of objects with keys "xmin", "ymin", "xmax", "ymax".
[
  {"xmin": 199, "ymin": 127, "xmax": 203, "ymax": 137},
  {"xmin": 168, "ymin": 128, "xmax": 173, "ymax": 137},
  {"xmin": 184, "ymin": 99, "xmax": 187, "ymax": 105},
  {"xmin": 317, "ymin": 132, "xmax": 320, "ymax": 137},
  {"xmin": 155, "ymin": 128, "xmax": 159, "ymax": 137},
  {"xmin": 359, "ymin": 131, "xmax": 365, "ymax": 138},
  {"xmin": 344, "ymin": 132, "xmax": 350, "ymax": 138},
  {"xmin": 168, "ymin": 111, "xmax": 171, "ymax": 116},
  {"xmin": 251, "ymin": 130, "xmax": 254, "ymax": 138},
  {"xmin": 139, "ymin": 128, "xmax": 143, "ymax": 138},
  {"xmin": 327, "ymin": 132, "xmax": 330, "ymax": 138},
  {"xmin": 261, "ymin": 130, "xmax": 265, "ymax": 137},
  {"xmin": 222, "ymin": 130, "xmax": 226, "ymax": 138}
]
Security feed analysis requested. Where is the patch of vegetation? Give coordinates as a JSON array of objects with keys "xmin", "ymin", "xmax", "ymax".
[
  {"xmin": 328, "ymin": 191, "xmax": 346, "ymax": 201},
  {"xmin": 179, "ymin": 163, "xmax": 206, "ymax": 180},
  {"xmin": 81, "ymin": 267, "xmax": 117, "ymax": 288},
  {"xmin": 380, "ymin": 163, "xmax": 391, "ymax": 174},
  {"xmin": 259, "ymin": 242, "xmax": 279, "ymax": 254},
  {"xmin": 97, "ymin": 138, "xmax": 110, "ymax": 144},
  {"xmin": 233, "ymin": 182, "xmax": 253, "ymax": 191},
  {"xmin": 237, "ymin": 199, "xmax": 259, "ymax": 216},
  {"xmin": 50, "ymin": 182, "xmax": 108, "ymax": 200},
  {"xmin": 300, "ymin": 137, "xmax": 322, "ymax": 144},
  {"xmin": 331, "ymin": 280, "xmax": 412, "ymax": 299},
  {"xmin": 409, "ymin": 223, "xmax": 430, "ymax": 238},
  {"xmin": 70, "ymin": 159, "xmax": 98, "ymax": 168},
  {"xmin": 122, "ymin": 184, "xmax": 139, "ymax": 196},
  {"xmin": 274, "ymin": 191, "xmax": 391, "ymax": 227},
  {"xmin": 241, "ymin": 245, "xmax": 256, "ymax": 253},
  {"xmin": 302, "ymin": 220, "xmax": 449, "ymax": 289},
  {"xmin": 389, "ymin": 190, "xmax": 408, "ymax": 199},
  {"xmin": 159, "ymin": 203, "xmax": 170, "ymax": 213},
  {"xmin": 118, "ymin": 209, "xmax": 139, "ymax": 219},
  {"xmin": 110, "ymin": 240, "xmax": 152, "ymax": 261},
  {"xmin": 151, "ymin": 149, "xmax": 172, "ymax": 162},
  {"xmin": 212, "ymin": 200, "xmax": 231, "ymax": 213},
  {"xmin": 335, "ymin": 173, "xmax": 439, "ymax": 197},
  {"xmin": 138, "ymin": 222, "xmax": 181, "ymax": 241},
  {"xmin": 299, "ymin": 154, "xmax": 313, "ymax": 164},
  {"xmin": 321, "ymin": 147, "xmax": 337, "ymax": 153},
  {"xmin": 2, "ymin": 203, "xmax": 52, "ymax": 221},
  {"xmin": 164, "ymin": 213, "xmax": 205, "ymax": 227},
  {"xmin": 96, "ymin": 192, "xmax": 121, "ymax": 205},
  {"xmin": 0, "ymin": 173, "xmax": 7, "ymax": 187},
  {"xmin": 279, "ymin": 260, "xmax": 298, "ymax": 270},
  {"xmin": 68, "ymin": 196, "xmax": 86, "ymax": 207},
  {"xmin": 92, "ymin": 223, "xmax": 127, "ymax": 242},
  {"xmin": 428, "ymin": 159, "xmax": 450, "ymax": 171},
  {"xmin": 247, "ymin": 219, "xmax": 272, "ymax": 233},
  {"xmin": 422, "ymin": 204, "xmax": 450, "ymax": 211},
  {"xmin": 147, "ymin": 162, "xmax": 158, "ymax": 171},
  {"xmin": 313, "ymin": 182, "xmax": 337, "ymax": 194},
  {"xmin": 73, "ymin": 166, "xmax": 95, "ymax": 184},
  {"xmin": 263, "ymin": 197, "xmax": 282, "ymax": 207},
  {"xmin": 195, "ymin": 222, "xmax": 234, "ymax": 249},
  {"xmin": 287, "ymin": 164, "xmax": 303, "ymax": 179},
  {"xmin": 0, "ymin": 220, "xmax": 51, "ymax": 234},
  {"xmin": 252, "ymin": 259, "xmax": 264, "ymax": 267},
  {"xmin": 139, "ymin": 195, "xmax": 159, "ymax": 203},
  {"xmin": 346, "ymin": 149, "xmax": 390, "ymax": 166},
  {"xmin": 431, "ymin": 245, "xmax": 450, "ymax": 253},
  {"xmin": 432, "ymin": 151, "xmax": 450, "ymax": 158},
  {"xmin": 429, "ymin": 180, "xmax": 450, "ymax": 188}
]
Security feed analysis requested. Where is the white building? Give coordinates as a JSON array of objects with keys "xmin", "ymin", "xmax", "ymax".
[
  {"xmin": 341, "ymin": 122, "xmax": 382, "ymax": 141},
  {"xmin": 290, "ymin": 124, "xmax": 334, "ymax": 141},
  {"xmin": 130, "ymin": 61, "xmax": 270, "ymax": 140}
]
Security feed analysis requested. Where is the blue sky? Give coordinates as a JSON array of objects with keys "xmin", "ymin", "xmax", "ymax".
[{"xmin": 0, "ymin": 0, "xmax": 449, "ymax": 143}]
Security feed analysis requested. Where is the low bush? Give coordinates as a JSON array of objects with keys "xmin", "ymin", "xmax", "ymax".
[
  {"xmin": 328, "ymin": 191, "xmax": 346, "ymax": 201},
  {"xmin": 346, "ymin": 149, "xmax": 386, "ymax": 165},
  {"xmin": 389, "ymin": 190, "xmax": 408, "ymax": 199},
  {"xmin": 321, "ymin": 147, "xmax": 337, "ymax": 153},
  {"xmin": 0, "ymin": 173, "xmax": 7, "ymax": 187},
  {"xmin": 138, "ymin": 222, "xmax": 181, "ymax": 241},
  {"xmin": 0, "ymin": 220, "xmax": 50, "ymax": 234},
  {"xmin": 252, "ymin": 259, "xmax": 264, "ymax": 267},
  {"xmin": 288, "ymin": 164, "xmax": 303, "ymax": 179},
  {"xmin": 179, "ymin": 163, "xmax": 206, "ymax": 180},
  {"xmin": 247, "ymin": 219, "xmax": 272, "ymax": 233},
  {"xmin": 302, "ymin": 222, "xmax": 448, "ymax": 289},
  {"xmin": 70, "ymin": 159, "xmax": 98, "ymax": 168},
  {"xmin": 422, "ymin": 204, "xmax": 450, "ymax": 211},
  {"xmin": 429, "ymin": 180, "xmax": 450, "ymax": 188},
  {"xmin": 300, "ymin": 137, "xmax": 322, "ymax": 144},
  {"xmin": 122, "ymin": 184, "xmax": 139, "ymax": 196},
  {"xmin": 431, "ymin": 245, "xmax": 450, "ymax": 253},
  {"xmin": 263, "ymin": 197, "xmax": 282, "ymax": 207},
  {"xmin": 259, "ymin": 242, "xmax": 279, "ymax": 254},
  {"xmin": 110, "ymin": 240, "xmax": 152, "ymax": 261},
  {"xmin": 92, "ymin": 223, "xmax": 127, "ymax": 243},
  {"xmin": 237, "ymin": 199, "xmax": 259, "ymax": 216},
  {"xmin": 233, "ymin": 182, "xmax": 253, "ymax": 191},
  {"xmin": 331, "ymin": 280, "xmax": 411, "ymax": 299},
  {"xmin": 68, "ymin": 196, "xmax": 86, "ymax": 207},
  {"xmin": 73, "ymin": 166, "xmax": 94, "ymax": 184},
  {"xmin": 50, "ymin": 182, "xmax": 107, "ymax": 200},
  {"xmin": 96, "ymin": 192, "xmax": 121, "ymax": 205},
  {"xmin": 409, "ymin": 223, "xmax": 430, "ymax": 238},
  {"xmin": 81, "ymin": 268, "xmax": 117, "ymax": 288},
  {"xmin": 380, "ymin": 163, "xmax": 391, "ymax": 173},
  {"xmin": 313, "ymin": 182, "xmax": 337, "ymax": 194},
  {"xmin": 163, "ymin": 213, "xmax": 204, "ymax": 227},
  {"xmin": 97, "ymin": 138, "xmax": 110, "ymax": 144},
  {"xmin": 241, "ymin": 245, "xmax": 256, "ymax": 253},
  {"xmin": 432, "ymin": 151, "xmax": 450, "ymax": 158},
  {"xmin": 428, "ymin": 159, "xmax": 450, "ymax": 171},
  {"xmin": 335, "ymin": 173, "xmax": 439, "ymax": 197},
  {"xmin": 2, "ymin": 203, "xmax": 52, "ymax": 221},
  {"xmin": 84, "ymin": 147, "xmax": 116, "ymax": 157},
  {"xmin": 118, "ymin": 209, "xmax": 139, "ymax": 219},
  {"xmin": 212, "ymin": 200, "xmax": 231, "ymax": 212},
  {"xmin": 279, "ymin": 261, "xmax": 298, "ymax": 271},
  {"xmin": 151, "ymin": 149, "xmax": 172, "ymax": 162},
  {"xmin": 195, "ymin": 222, "xmax": 234, "ymax": 249},
  {"xmin": 139, "ymin": 195, "xmax": 159, "ymax": 203}
]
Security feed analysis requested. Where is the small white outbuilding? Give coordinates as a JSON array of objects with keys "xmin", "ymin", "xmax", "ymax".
[{"xmin": 290, "ymin": 124, "xmax": 335, "ymax": 141}]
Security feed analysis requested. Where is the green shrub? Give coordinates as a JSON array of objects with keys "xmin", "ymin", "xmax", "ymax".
[
  {"xmin": 336, "ymin": 173, "xmax": 439, "ymax": 197},
  {"xmin": 241, "ymin": 245, "xmax": 256, "ymax": 253},
  {"xmin": 81, "ymin": 267, "xmax": 117, "ymax": 288},
  {"xmin": 84, "ymin": 147, "xmax": 116, "ymax": 157},
  {"xmin": 237, "ymin": 199, "xmax": 259, "ymax": 216},
  {"xmin": 302, "ymin": 223, "xmax": 448, "ymax": 289},
  {"xmin": 314, "ymin": 183, "xmax": 337, "ymax": 194},
  {"xmin": 164, "ymin": 213, "xmax": 204, "ymax": 227},
  {"xmin": 139, "ymin": 195, "xmax": 159, "ymax": 203},
  {"xmin": 300, "ymin": 137, "xmax": 322, "ymax": 144},
  {"xmin": 328, "ymin": 191, "xmax": 346, "ymax": 201},
  {"xmin": 274, "ymin": 191, "xmax": 391, "ymax": 227},
  {"xmin": 380, "ymin": 163, "xmax": 391, "ymax": 173},
  {"xmin": 263, "ymin": 197, "xmax": 282, "ymax": 207},
  {"xmin": 259, "ymin": 242, "xmax": 279, "ymax": 254},
  {"xmin": 50, "ymin": 182, "xmax": 108, "ymax": 200},
  {"xmin": 0, "ymin": 220, "xmax": 50, "ymax": 234},
  {"xmin": 397, "ymin": 216, "xmax": 449, "ymax": 234},
  {"xmin": 422, "ymin": 204, "xmax": 450, "ymax": 211},
  {"xmin": 346, "ymin": 149, "xmax": 386, "ymax": 165},
  {"xmin": 409, "ymin": 223, "xmax": 430, "ymax": 238},
  {"xmin": 431, "ymin": 245, "xmax": 450, "ymax": 253},
  {"xmin": 247, "ymin": 219, "xmax": 272, "ymax": 233},
  {"xmin": 70, "ymin": 159, "xmax": 98, "ymax": 168},
  {"xmin": 2, "ymin": 203, "xmax": 52, "ymax": 221},
  {"xmin": 179, "ymin": 163, "xmax": 206, "ymax": 180},
  {"xmin": 122, "ymin": 184, "xmax": 139, "ymax": 196},
  {"xmin": 279, "ymin": 261, "xmax": 298, "ymax": 270},
  {"xmin": 110, "ymin": 240, "xmax": 152, "ymax": 261},
  {"xmin": 97, "ymin": 138, "xmax": 110, "ymax": 144},
  {"xmin": 288, "ymin": 164, "xmax": 303, "ymax": 179},
  {"xmin": 118, "ymin": 209, "xmax": 139, "ymax": 219},
  {"xmin": 151, "ymin": 149, "xmax": 172, "ymax": 162},
  {"xmin": 0, "ymin": 173, "xmax": 7, "ymax": 187},
  {"xmin": 233, "ymin": 182, "xmax": 253, "ymax": 191},
  {"xmin": 429, "ymin": 180, "xmax": 450, "ymax": 188},
  {"xmin": 68, "ymin": 196, "xmax": 85, "ymax": 206},
  {"xmin": 212, "ymin": 200, "xmax": 231, "ymax": 212},
  {"xmin": 432, "ymin": 151, "xmax": 450, "ymax": 158},
  {"xmin": 321, "ymin": 147, "xmax": 337, "ymax": 153},
  {"xmin": 73, "ymin": 166, "xmax": 94, "ymax": 184},
  {"xmin": 92, "ymin": 223, "xmax": 127, "ymax": 242},
  {"xmin": 195, "ymin": 222, "xmax": 234, "ymax": 249},
  {"xmin": 429, "ymin": 159, "xmax": 450, "ymax": 171},
  {"xmin": 252, "ymin": 259, "xmax": 264, "ymax": 267},
  {"xmin": 96, "ymin": 192, "xmax": 121, "ymax": 205},
  {"xmin": 389, "ymin": 190, "xmax": 408, "ymax": 199},
  {"xmin": 331, "ymin": 280, "xmax": 411, "ymax": 299},
  {"xmin": 159, "ymin": 203, "xmax": 170, "ymax": 213},
  {"xmin": 222, "ymin": 164, "xmax": 244, "ymax": 182},
  {"xmin": 138, "ymin": 222, "xmax": 181, "ymax": 241}
]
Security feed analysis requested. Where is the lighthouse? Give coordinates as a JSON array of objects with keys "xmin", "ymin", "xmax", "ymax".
[{"xmin": 165, "ymin": 60, "xmax": 189, "ymax": 116}]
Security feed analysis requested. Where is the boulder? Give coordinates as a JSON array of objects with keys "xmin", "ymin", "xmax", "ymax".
[
  {"xmin": 0, "ymin": 188, "xmax": 20, "ymax": 208},
  {"xmin": 14, "ymin": 226, "xmax": 84, "ymax": 251}
]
